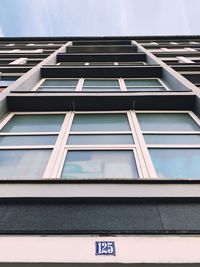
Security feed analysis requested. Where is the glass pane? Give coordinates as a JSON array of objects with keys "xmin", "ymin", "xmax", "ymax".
[
  {"xmin": 149, "ymin": 148, "xmax": 200, "ymax": 179},
  {"xmin": 71, "ymin": 114, "xmax": 130, "ymax": 131},
  {"xmin": 61, "ymin": 150, "xmax": 139, "ymax": 179},
  {"xmin": 84, "ymin": 79, "xmax": 119, "ymax": 86},
  {"xmin": 127, "ymin": 87, "xmax": 165, "ymax": 91},
  {"xmin": 125, "ymin": 79, "xmax": 162, "ymax": 86},
  {"xmin": 137, "ymin": 113, "xmax": 200, "ymax": 131},
  {"xmin": 67, "ymin": 134, "xmax": 134, "ymax": 145},
  {"xmin": 38, "ymin": 87, "xmax": 76, "ymax": 92},
  {"xmin": 0, "ymin": 135, "xmax": 57, "ymax": 146},
  {"xmin": 144, "ymin": 134, "xmax": 200, "ymax": 144},
  {"xmin": 82, "ymin": 86, "xmax": 120, "ymax": 91},
  {"xmin": 0, "ymin": 149, "xmax": 52, "ymax": 180},
  {"xmin": 41, "ymin": 79, "xmax": 78, "ymax": 86},
  {"xmin": 1, "ymin": 115, "xmax": 65, "ymax": 132}
]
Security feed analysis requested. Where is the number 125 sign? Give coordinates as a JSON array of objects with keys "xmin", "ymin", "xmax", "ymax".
[{"xmin": 95, "ymin": 241, "xmax": 116, "ymax": 256}]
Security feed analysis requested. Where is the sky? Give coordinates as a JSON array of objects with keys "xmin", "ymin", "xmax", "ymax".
[{"xmin": 0, "ymin": 0, "xmax": 199, "ymax": 37}]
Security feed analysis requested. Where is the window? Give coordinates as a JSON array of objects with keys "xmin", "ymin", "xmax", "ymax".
[
  {"xmin": 137, "ymin": 111, "xmax": 200, "ymax": 179},
  {"xmin": 124, "ymin": 78, "xmax": 168, "ymax": 91},
  {"xmin": 0, "ymin": 111, "xmax": 200, "ymax": 180},
  {"xmin": 35, "ymin": 78, "xmax": 169, "ymax": 92},
  {"xmin": 58, "ymin": 112, "xmax": 141, "ymax": 180}
]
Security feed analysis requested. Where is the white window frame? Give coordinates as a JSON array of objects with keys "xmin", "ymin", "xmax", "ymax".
[
  {"xmin": 49, "ymin": 110, "xmax": 149, "ymax": 179},
  {"xmin": 0, "ymin": 110, "xmax": 199, "ymax": 180},
  {"xmin": 135, "ymin": 110, "xmax": 200, "ymax": 179}
]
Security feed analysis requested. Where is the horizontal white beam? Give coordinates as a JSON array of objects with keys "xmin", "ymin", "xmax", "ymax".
[
  {"xmin": 0, "ymin": 183, "xmax": 200, "ymax": 197},
  {"xmin": 0, "ymin": 235, "xmax": 200, "ymax": 263}
]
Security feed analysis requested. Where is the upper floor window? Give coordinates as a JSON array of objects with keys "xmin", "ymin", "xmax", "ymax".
[{"xmin": 35, "ymin": 78, "xmax": 170, "ymax": 92}]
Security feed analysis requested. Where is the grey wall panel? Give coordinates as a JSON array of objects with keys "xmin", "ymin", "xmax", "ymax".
[
  {"xmin": 0, "ymin": 199, "xmax": 200, "ymax": 234},
  {"xmin": 158, "ymin": 203, "xmax": 200, "ymax": 231}
]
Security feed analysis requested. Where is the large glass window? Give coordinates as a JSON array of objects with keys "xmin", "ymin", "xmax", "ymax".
[
  {"xmin": 57, "ymin": 112, "xmax": 142, "ymax": 180},
  {"xmin": 0, "ymin": 111, "xmax": 199, "ymax": 180}
]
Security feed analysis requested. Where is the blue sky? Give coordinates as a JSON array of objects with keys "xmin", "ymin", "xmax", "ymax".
[{"xmin": 0, "ymin": 0, "xmax": 199, "ymax": 37}]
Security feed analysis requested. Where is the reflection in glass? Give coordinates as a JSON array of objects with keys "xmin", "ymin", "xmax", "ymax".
[
  {"xmin": 61, "ymin": 150, "xmax": 139, "ymax": 179},
  {"xmin": 0, "ymin": 135, "xmax": 57, "ymax": 146},
  {"xmin": 71, "ymin": 114, "xmax": 130, "ymax": 131},
  {"xmin": 125, "ymin": 79, "xmax": 161, "ymax": 86},
  {"xmin": 1, "ymin": 115, "xmax": 65, "ymax": 132},
  {"xmin": 144, "ymin": 134, "xmax": 200, "ymax": 144},
  {"xmin": 84, "ymin": 80, "xmax": 119, "ymax": 86},
  {"xmin": 41, "ymin": 79, "xmax": 78, "ymax": 86},
  {"xmin": 0, "ymin": 149, "xmax": 52, "ymax": 180},
  {"xmin": 150, "ymin": 148, "xmax": 200, "ymax": 179},
  {"xmin": 67, "ymin": 134, "xmax": 134, "ymax": 145},
  {"xmin": 137, "ymin": 113, "xmax": 200, "ymax": 131}
]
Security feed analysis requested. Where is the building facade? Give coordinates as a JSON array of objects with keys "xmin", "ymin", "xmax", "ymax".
[{"xmin": 0, "ymin": 36, "xmax": 200, "ymax": 266}]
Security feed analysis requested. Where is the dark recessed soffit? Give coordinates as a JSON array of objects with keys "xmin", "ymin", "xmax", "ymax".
[
  {"xmin": 57, "ymin": 53, "xmax": 146, "ymax": 62},
  {"xmin": 41, "ymin": 66, "xmax": 162, "ymax": 78}
]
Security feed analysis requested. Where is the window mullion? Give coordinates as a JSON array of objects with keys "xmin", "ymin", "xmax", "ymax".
[
  {"xmin": 119, "ymin": 78, "xmax": 127, "ymax": 91},
  {"xmin": 76, "ymin": 78, "xmax": 84, "ymax": 91},
  {"xmin": 129, "ymin": 110, "xmax": 158, "ymax": 178},
  {"xmin": 43, "ymin": 112, "xmax": 74, "ymax": 179}
]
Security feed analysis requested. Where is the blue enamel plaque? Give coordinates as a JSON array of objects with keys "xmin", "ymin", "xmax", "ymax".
[{"xmin": 95, "ymin": 241, "xmax": 116, "ymax": 256}]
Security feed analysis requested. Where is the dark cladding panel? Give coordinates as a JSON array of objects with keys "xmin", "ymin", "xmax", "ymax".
[
  {"xmin": 57, "ymin": 53, "xmax": 147, "ymax": 62},
  {"xmin": 41, "ymin": 66, "xmax": 162, "ymax": 78},
  {"xmin": 7, "ymin": 95, "xmax": 195, "ymax": 112},
  {"xmin": 66, "ymin": 45, "xmax": 137, "ymax": 53},
  {"xmin": 0, "ymin": 199, "xmax": 200, "ymax": 234}
]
